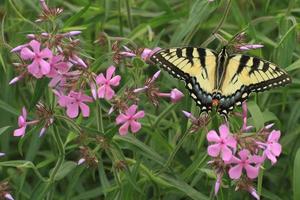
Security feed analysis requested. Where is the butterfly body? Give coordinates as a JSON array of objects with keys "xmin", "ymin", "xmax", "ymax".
[{"xmin": 150, "ymin": 46, "xmax": 291, "ymax": 117}]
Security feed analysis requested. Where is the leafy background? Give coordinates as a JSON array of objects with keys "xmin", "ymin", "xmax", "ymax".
[{"xmin": 0, "ymin": 0, "xmax": 300, "ymax": 199}]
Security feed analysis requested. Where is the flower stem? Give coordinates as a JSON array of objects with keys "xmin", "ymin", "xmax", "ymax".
[
  {"xmin": 257, "ymin": 166, "xmax": 264, "ymax": 196},
  {"xmin": 201, "ymin": 0, "xmax": 232, "ymax": 47},
  {"xmin": 96, "ymin": 101, "xmax": 104, "ymax": 133}
]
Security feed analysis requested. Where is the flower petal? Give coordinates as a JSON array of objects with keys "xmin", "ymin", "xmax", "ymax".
[
  {"xmin": 28, "ymin": 60, "xmax": 42, "ymax": 78},
  {"xmin": 20, "ymin": 48, "xmax": 35, "ymax": 60},
  {"xmin": 96, "ymin": 73, "xmax": 106, "ymax": 84},
  {"xmin": 228, "ymin": 164, "xmax": 243, "ymax": 179},
  {"xmin": 109, "ymin": 75, "xmax": 121, "ymax": 86},
  {"xmin": 238, "ymin": 149, "xmax": 250, "ymax": 161},
  {"xmin": 104, "ymin": 85, "xmax": 115, "ymax": 100},
  {"xmin": 207, "ymin": 130, "xmax": 220, "ymax": 142},
  {"xmin": 39, "ymin": 59, "xmax": 51, "ymax": 75},
  {"xmin": 119, "ymin": 122, "xmax": 129, "ymax": 136},
  {"xmin": 40, "ymin": 48, "xmax": 52, "ymax": 58},
  {"xmin": 106, "ymin": 65, "xmax": 116, "ymax": 80},
  {"xmin": 13, "ymin": 126, "xmax": 26, "ymax": 137},
  {"xmin": 79, "ymin": 103, "xmax": 90, "ymax": 117},
  {"xmin": 219, "ymin": 124, "xmax": 229, "ymax": 139},
  {"xmin": 270, "ymin": 143, "xmax": 282, "ymax": 156},
  {"xmin": 225, "ymin": 135, "xmax": 237, "ymax": 149},
  {"xmin": 29, "ymin": 40, "xmax": 41, "ymax": 54},
  {"xmin": 130, "ymin": 120, "xmax": 142, "ymax": 133},
  {"xmin": 66, "ymin": 103, "xmax": 79, "ymax": 118},
  {"xmin": 97, "ymin": 85, "xmax": 106, "ymax": 98},
  {"xmin": 245, "ymin": 164, "xmax": 260, "ymax": 179},
  {"xmin": 207, "ymin": 143, "xmax": 221, "ymax": 157},
  {"xmin": 126, "ymin": 105, "xmax": 138, "ymax": 116},
  {"xmin": 268, "ymin": 130, "xmax": 281, "ymax": 142},
  {"xmin": 133, "ymin": 110, "xmax": 145, "ymax": 119},
  {"xmin": 116, "ymin": 114, "xmax": 128, "ymax": 124},
  {"xmin": 221, "ymin": 146, "xmax": 233, "ymax": 161}
]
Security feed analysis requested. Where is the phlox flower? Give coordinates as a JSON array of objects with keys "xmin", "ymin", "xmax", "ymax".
[
  {"xmin": 20, "ymin": 40, "xmax": 53, "ymax": 78},
  {"xmin": 257, "ymin": 130, "xmax": 282, "ymax": 165},
  {"xmin": 58, "ymin": 91, "xmax": 93, "ymax": 118},
  {"xmin": 228, "ymin": 149, "xmax": 263, "ymax": 179},
  {"xmin": 13, "ymin": 107, "xmax": 27, "ymax": 137},
  {"xmin": 207, "ymin": 124, "xmax": 237, "ymax": 161},
  {"xmin": 96, "ymin": 66, "xmax": 121, "ymax": 100},
  {"xmin": 157, "ymin": 88, "xmax": 184, "ymax": 103},
  {"xmin": 116, "ymin": 104, "xmax": 145, "ymax": 136},
  {"xmin": 47, "ymin": 55, "xmax": 73, "ymax": 87}
]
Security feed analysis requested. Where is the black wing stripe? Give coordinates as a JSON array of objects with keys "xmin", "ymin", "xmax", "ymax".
[
  {"xmin": 249, "ymin": 57, "xmax": 260, "ymax": 75},
  {"xmin": 236, "ymin": 55, "xmax": 250, "ymax": 74}
]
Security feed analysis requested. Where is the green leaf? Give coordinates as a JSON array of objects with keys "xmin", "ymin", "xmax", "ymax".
[
  {"xmin": 0, "ymin": 99, "xmax": 19, "ymax": 116},
  {"xmin": 63, "ymin": 1, "xmax": 92, "ymax": 28},
  {"xmin": 293, "ymin": 147, "xmax": 300, "ymax": 200},
  {"xmin": 0, "ymin": 126, "xmax": 10, "ymax": 136},
  {"xmin": 286, "ymin": 58, "xmax": 300, "ymax": 72},
  {"xmin": 132, "ymin": 57, "xmax": 146, "ymax": 68},
  {"xmin": 54, "ymin": 161, "xmax": 77, "ymax": 181},
  {"xmin": 29, "ymin": 78, "xmax": 49, "ymax": 110},
  {"xmin": 248, "ymin": 101, "xmax": 264, "ymax": 129}
]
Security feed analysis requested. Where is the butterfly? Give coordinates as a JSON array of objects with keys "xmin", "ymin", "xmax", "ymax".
[{"xmin": 150, "ymin": 46, "xmax": 291, "ymax": 118}]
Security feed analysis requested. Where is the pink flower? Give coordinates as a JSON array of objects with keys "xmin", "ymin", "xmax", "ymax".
[
  {"xmin": 248, "ymin": 187, "xmax": 260, "ymax": 200},
  {"xmin": 207, "ymin": 124, "xmax": 237, "ymax": 161},
  {"xmin": 20, "ymin": 40, "xmax": 53, "ymax": 78},
  {"xmin": 170, "ymin": 88, "xmax": 184, "ymax": 103},
  {"xmin": 241, "ymin": 101, "xmax": 253, "ymax": 131},
  {"xmin": 157, "ymin": 88, "xmax": 184, "ymax": 103},
  {"xmin": 228, "ymin": 149, "xmax": 262, "ymax": 179},
  {"xmin": 4, "ymin": 193, "xmax": 14, "ymax": 200},
  {"xmin": 141, "ymin": 47, "xmax": 161, "ymax": 61},
  {"xmin": 47, "ymin": 55, "xmax": 72, "ymax": 87},
  {"xmin": 116, "ymin": 105, "xmax": 145, "ymax": 136},
  {"xmin": 58, "ymin": 91, "xmax": 93, "ymax": 118},
  {"xmin": 238, "ymin": 44, "xmax": 264, "ymax": 51},
  {"xmin": 13, "ymin": 107, "xmax": 27, "ymax": 137},
  {"xmin": 258, "ymin": 130, "xmax": 282, "ymax": 165},
  {"xmin": 214, "ymin": 174, "xmax": 222, "ymax": 195},
  {"xmin": 96, "ymin": 66, "xmax": 121, "ymax": 100}
]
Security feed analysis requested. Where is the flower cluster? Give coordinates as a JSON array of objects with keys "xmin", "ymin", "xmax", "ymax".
[
  {"xmin": 10, "ymin": 0, "xmax": 183, "ymax": 138},
  {"xmin": 205, "ymin": 102, "xmax": 282, "ymax": 199}
]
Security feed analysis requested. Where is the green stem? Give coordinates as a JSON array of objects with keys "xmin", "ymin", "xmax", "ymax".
[
  {"xmin": 257, "ymin": 166, "xmax": 264, "ymax": 196},
  {"xmin": 201, "ymin": 0, "xmax": 232, "ymax": 47},
  {"xmin": 96, "ymin": 101, "xmax": 104, "ymax": 133},
  {"xmin": 125, "ymin": 0, "xmax": 133, "ymax": 30},
  {"xmin": 118, "ymin": 0, "xmax": 124, "ymax": 36},
  {"xmin": 55, "ymin": 115, "xmax": 82, "ymax": 133}
]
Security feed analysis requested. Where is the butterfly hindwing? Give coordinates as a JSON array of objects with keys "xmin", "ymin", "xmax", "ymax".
[
  {"xmin": 217, "ymin": 54, "xmax": 291, "ymax": 115},
  {"xmin": 150, "ymin": 47, "xmax": 218, "ymax": 112}
]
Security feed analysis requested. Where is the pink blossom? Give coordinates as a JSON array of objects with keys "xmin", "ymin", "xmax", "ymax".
[
  {"xmin": 13, "ymin": 107, "xmax": 27, "ymax": 137},
  {"xmin": 58, "ymin": 91, "xmax": 93, "ymax": 118},
  {"xmin": 258, "ymin": 130, "xmax": 282, "ymax": 164},
  {"xmin": 116, "ymin": 105, "xmax": 145, "ymax": 136},
  {"xmin": 141, "ymin": 47, "xmax": 161, "ymax": 61},
  {"xmin": 20, "ymin": 40, "xmax": 53, "ymax": 78},
  {"xmin": 133, "ymin": 70, "xmax": 161, "ymax": 93},
  {"xmin": 4, "ymin": 193, "xmax": 14, "ymax": 200},
  {"xmin": 241, "ymin": 101, "xmax": 253, "ymax": 131},
  {"xmin": 248, "ymin": 187, "xmax": 260, "ymax": 200},
  {"xmin": 207, "ymin": 124, "xmax": 237, "ymax": 161},
  {"xmin": 119, "ymin": 46, "xmax": 136, "ymax": 57},
  {"xmin": 9, "ymin": 73, "xmax": 25, "ymax": 85},
  {"xmin": 228, "ymin": 149, "xmax": 262, "ymax": 179},
  {"xmin": 11, "ymin": 44, "xmax": 29, "ymax": 53},
  {"xmin": 238, "ymin": 44, "xmax": 264, "ymax": 51},
  {"xmin": 214, "ymin": 174, "xmax": 222, "ymax": 195},
  {"xmin": 77, "ymin": 158, "xmax": 86, "ymax": 165},
  {"xmin": 96, "ymin": 66, "xmax": 121, "ymax": 100},
  {"xmin": 157, "ymin": 88, "xmax": 184, "ymax": 103},
  {"xmin": 47, "ymin": 55, "xmax": 72, "ymax": 87},
  {"xmin": 170, "ymin": 88, "xmax": 184, "ymax": 103},
  {"xmin": 70, "ymin": 54, "xmax": 87, "ymax": 68}
]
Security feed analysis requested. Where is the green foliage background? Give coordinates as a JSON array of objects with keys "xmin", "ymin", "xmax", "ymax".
[{"xmin": 0, "ymin": 0, "xmax": 300, "ymax": 199}]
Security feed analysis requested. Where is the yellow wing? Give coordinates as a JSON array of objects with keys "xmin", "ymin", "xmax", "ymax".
[
  {"xmin": 150, "ymin": 47, "xmax": 217, "ymax": 112},
  {"xmin": 217, "ymin": 54, "xmax": 291, "ymax": 113}
]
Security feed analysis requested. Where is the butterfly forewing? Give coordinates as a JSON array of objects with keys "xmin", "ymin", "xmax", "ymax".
[{"xmin": 151, "ymin": 47, "xmax": 218, "ymax": 112}]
